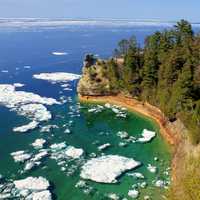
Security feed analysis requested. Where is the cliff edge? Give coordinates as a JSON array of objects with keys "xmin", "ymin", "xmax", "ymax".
[{"xmin": 77, "ymin": 54, "xmax": 119, "ymax": 96}]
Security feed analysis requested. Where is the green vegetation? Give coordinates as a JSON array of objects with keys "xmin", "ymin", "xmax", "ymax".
[
  {"xmin": 109, "ymin": 20, "xmax": 200, "ymax": 144},
  {"xmin": 79, "ymin": 20, "xmax": 200, "ymax": 199}
]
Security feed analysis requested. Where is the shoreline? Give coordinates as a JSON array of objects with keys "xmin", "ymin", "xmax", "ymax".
[
  {"xmin": 78, "ymin": 94, "xmax": 183, "ymax": 186},
  {"xmin": 78, "ymin": 94, "xmax": 180, "ymax": 146}
]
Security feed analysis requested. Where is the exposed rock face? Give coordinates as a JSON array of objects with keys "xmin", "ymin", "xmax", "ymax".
[{"xmin": 77, "ymin": 55, "xmax": 117, "ymax": 96}]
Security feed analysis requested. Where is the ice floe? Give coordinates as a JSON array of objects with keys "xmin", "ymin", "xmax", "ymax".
[
  {"xmin": 127, "ymin": 172, "xmax": 144, "ymax": 179},
  {"xmin": 32, "ymin": 139, "xmax": 46, "ymax": 149},
  {"xmin": 16, "ymin": 104, "xmax": 52, "ymax": 122},
  {"xmin": 128, "ymin": 189, "xmax": 139, "ymax": 199},
  {"xmin": 107, "ymin": 193, "xmax": 120, "ymax": 200},
  {"xmin": 13, "ymin": 121, "xmax": 39, "ymax": 133},
  {"xmin": 117, "ymin": 131, "xmax": 129, "ymax": 139},
  {"xmin": 137, "ymin": 129, "xmax": 156, "ymax": 143},
  {"xmin": 24, "ymin": 65, "xmax": 31, "ymax": 69},
  {"xmin": 147, "ymin": 164, "xmax": 157, "ymax": 173},
  {"xmin": 52, "ymin": 51, "xmax": 68, "ymax": 56},
  {"xmin": 13, "ymin": 83, "xmax": 25, "ymax": 87},
  {"xmin": 64, "ymin": 146, "xmax": 84, "ymax": 159},
  {"xmin": 33, "ymin": 72, "xmax": 81, "ymax": 83},
  {"xmin": 49, "ymin": 142, "xmax": 84, "ymax": 176},
  {"xmin": 0, "ymin": 176, "xmax": 52, "ymax": 199},
  {"xmin": 0, "ymin": 84, "xmax": 59, "ymax": 133},
  {"xmin": 14, "ymin": 176, "xmax": 50, "ymax": 191},
  {"xmin": 40, "ymin": 124, "xmax": 59, "ymax": 133},
  {"xmin": 11, "ymin": 151, "xmax": 32, "ymax": 163},
  {"xmin": 80, "ymin": 155, "xmax": 141, "ymax": 183},
  {"xmin": 98, "ymin": 143, "xmax": 111, "ymax": 151},
  {"xmin": 1, "ymin": 70, "xmax": 8, "ymax": 73}
]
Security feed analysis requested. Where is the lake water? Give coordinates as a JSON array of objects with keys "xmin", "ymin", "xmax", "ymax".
[{"xmin": 0, "ymin": 22, "xmax": 196, "ymax": 200}]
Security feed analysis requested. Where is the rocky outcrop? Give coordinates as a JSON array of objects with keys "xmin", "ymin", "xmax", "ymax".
[{"xmin": 77, "ymin": 55, "xmax": 118, "ymax": 96}]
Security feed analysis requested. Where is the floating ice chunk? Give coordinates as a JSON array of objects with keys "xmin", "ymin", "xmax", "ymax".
[
  {"xmin": 64, "ymin": 128, "xmax": 71, "ymax": 134},
  {"xmin": 127, "ymin": 172, "xmax": 144, "ymax": 179},
  {"xmin": 137, "ymin": 129, "xmax": 156, "ymax": 143},
  {"xmin": 88, "ymin": 105, "xmax": 104, "ymax": 113},
  {"xmin": 147, "ymin": 164, "xmax": 157, "ymax": 173},
  {"xmin": 64, "ymin": 146, "xmax": 84, "ymax": 159},
  {"xmin": 155, "ymin": 180, "xmax": 165, "ymax": 188},
  {"xmin": 128, "ymin": 189, "xmax": 139, "ymax": 199},
  {"xmin": 98, "ymin": 143, "xmax": 111, "ymax": 151},
  {"xmin": 32, "ymin": 139, "xmax": 46, "ymax": 149},
  {"xmin": 24, "ymin": 65, "xmax": 31, "ymax": 69},
  {"xmin": 32, "ymin": 190, "xmax": 52, "ymax": 200},
  {"xmin": 24, "ymin": 161, "xmax": 39, "ymax": 171},
  {"xmin": 144, "ymin": 195, "xmax": 150, "ymax": 200},
  {"xmin": 17, "ymin": 104, "xmax": 52, "ymax": 122},
  {"xmin": 80, "ymin": 155, "xmax": 141, "ymax": 183},
  {"xmin": 14, "ymin": 177, "xmax": 50, "ymax": 191},
  {"xmin": 11, "ymin": 151, "xmax": 32, "ymax": 163},
  {"xmin": 104, "ymin": 103, "xmax": 111, "ymax": 108},
  {"xmin": 19, "ymin": 189, "xmax": 30, "ymax": 197},
  {"xmin": 75, "ymin": 180, "xmax": 87, "ymax": 188},
  {"xmin": 140, "ymin": 181, "xmax": 147, "ymax": 188},
  {"xmin": 117, "ymin": 131, "xmax": 129, "ymax": 139},
  {"xmin": 112, "ymin": 107, "xmax": 120, "ymax": 114},
  {"xmin": 52, "ymin": 52, "xmax": 68, "ymax": 56},
  {"xmin": 32, "ymin": 150, "xmax": 48, "ymax": 162},
  {"xmin": 154, "ymin": 157, "xmax": 159, "ymax": 161},
  {"xmin": 0, "ymin": 193, "xmax": 12, "ymax": 199},
  {"xmin": 107, "ymin": 193, "xmax": 120, "ymax": 200},
  {"xmin": 33, "ymin": 72, "xmax": 81, "ymax": 83},
  {"xmin": 50, "ymin": 142, "xmax": 67, "ymax": 151},
  {"xmin": 1, "ymin": 70, "xmax": 8, "ymax": 73},
  {"xmin": 0, "ymin": 84, "xmax": 59, "ymax": 107},
  {"xmin": 40, "ymin": 125, "xmax": 58, "ymax": 133},
  {"xmin": 13, "ymin": 121, "xmax": 39, "ymax": 133},
  {"xmin": 13, "ymin": 83, "xmax": 25, "ymax": 87},
  {"xmin": 0, "ymin": 84, "xmax": 59, "ymax": 129}
]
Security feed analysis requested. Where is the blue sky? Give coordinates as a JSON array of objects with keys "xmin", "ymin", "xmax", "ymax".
[{"xmin": 0, "ymin": 0, "xmax": 199, "ymax": 22}]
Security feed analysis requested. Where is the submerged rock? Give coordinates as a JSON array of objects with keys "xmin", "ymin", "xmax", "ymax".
[{"xmin": 80, "ymin": 155, "xmax": 141, "ymax": 183}]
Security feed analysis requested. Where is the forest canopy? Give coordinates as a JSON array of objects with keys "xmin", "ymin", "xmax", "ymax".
[{"xmin": 110, "ymin": 20, "xmax": 200, "ymax": 144}]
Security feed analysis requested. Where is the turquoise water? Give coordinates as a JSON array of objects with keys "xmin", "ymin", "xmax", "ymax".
[{"xmin": 0, "ymin": 23, "xmax": 176, "ymax": 199}]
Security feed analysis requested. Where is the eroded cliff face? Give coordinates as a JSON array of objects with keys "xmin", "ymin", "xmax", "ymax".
[{"xmin": 77, "ymin": 55, "xmax": 118, "ymax": 96}]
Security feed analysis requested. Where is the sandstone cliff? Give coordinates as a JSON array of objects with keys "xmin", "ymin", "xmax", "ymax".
[{"xmin": 77, "ymin": 55, "xmax": 119, "ymax": 96}]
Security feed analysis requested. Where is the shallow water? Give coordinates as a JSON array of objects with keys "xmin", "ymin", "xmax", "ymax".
[{"xmin": 0, "ymin": 23, "xmax": 186, "ymax": 199}]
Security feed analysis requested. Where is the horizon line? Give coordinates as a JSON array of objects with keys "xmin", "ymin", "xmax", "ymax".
[{"xmin": 0, "ymin": 17, "xmax": 199, "ymax": 24}]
